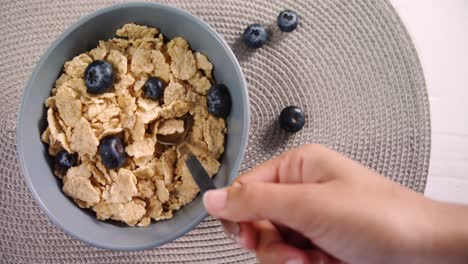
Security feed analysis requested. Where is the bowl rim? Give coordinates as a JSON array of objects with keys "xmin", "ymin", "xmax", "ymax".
[{"xmin": 16, "ymin": 2, "xmax": 250, "ymax": 250}]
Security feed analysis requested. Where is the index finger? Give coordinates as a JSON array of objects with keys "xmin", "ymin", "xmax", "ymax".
[
  {"xmin": 234, "ymin": 157, "xmax": 280, "ymax": 184},
  {"xmin": 234, "ymin": 144, "xmax": 337, "ymax": 185}
]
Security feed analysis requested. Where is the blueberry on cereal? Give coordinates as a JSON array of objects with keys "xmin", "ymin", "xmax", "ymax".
[
  {"xmin": 277, "ymin": 10, "xmax": 299, "ymax": 32},
  {"xmin": 55, "ymin": 150, "xmax": 77, "ymax": 171},
  {"xmin": 84, "ymin": 60, "xmax": 115, "ymax": 94},
  {"xmin": 99, "ymin": 136, "xmax": 127, "ymax": 170},
  {"xmin": 242, "ymin": 23, "xmax": 268, "ymax": 49},
  {"xmin": 207, "ymin": 84, "xmax": 232, "ymax": 118},
  {"xmin": 279, "ymin": 106, "xmax": 305, "ymax": 133},
  {"xmin": 144, "ymin": 77, "xmax": 165, "ymax": 100}
]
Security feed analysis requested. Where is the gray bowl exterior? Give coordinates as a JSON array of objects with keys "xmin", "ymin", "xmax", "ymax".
[{"xmin": 16, "ymin": 3, "xmax": 249, "ymax": 251}]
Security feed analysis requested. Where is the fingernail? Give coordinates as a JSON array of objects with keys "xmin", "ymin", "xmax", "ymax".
[
  {"xmin": 285, "ymin": 258, "xmax": 303, "ymax": 264},
  {"xmin": 222, "ymin": 220, "xmax": 240, "ymax": 241},
  {"xmin": 232, "ymin": 181, "xmax": 242, "ymax": 188},
  {"xmin": 203, "ymin": 189, "xmax": 227, "ymax": 211}
]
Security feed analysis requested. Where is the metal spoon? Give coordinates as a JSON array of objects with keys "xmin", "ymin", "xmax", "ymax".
[
  {"xmin": 158, "ymin": 115, "xmax": 218, "ymax": 190},
  {"xmin": 156, "ymin": 115, "xmax": 193, "ymax": 147},
  {"xmin": 156, "ymin": 115, "xmax": 239, "ymax": 239}
]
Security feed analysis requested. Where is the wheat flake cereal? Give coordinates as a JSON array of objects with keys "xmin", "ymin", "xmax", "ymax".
[{"xmin": 41, "ymin": 23, "xmax": 228, "ymax": 227}]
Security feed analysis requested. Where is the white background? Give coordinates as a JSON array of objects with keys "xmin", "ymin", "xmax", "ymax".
[{"xmin": 390, "ymin": 0, "xmax": 468, "ymax": 204}]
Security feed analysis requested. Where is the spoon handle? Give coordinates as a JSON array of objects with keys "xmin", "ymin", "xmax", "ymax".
[
  {"xmin": 179, "ymin": 143, "xmax": 239, "ymax": 238},
  {"xmin": 182, "ymin": 148, "xmax": 217, "ymax": 193}
]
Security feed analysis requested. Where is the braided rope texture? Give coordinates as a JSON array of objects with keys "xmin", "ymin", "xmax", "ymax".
[{"xmin": 0, "ymin": 0, "xmax": 430, "ymax": 263}]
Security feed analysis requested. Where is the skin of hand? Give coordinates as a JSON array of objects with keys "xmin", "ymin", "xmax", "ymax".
[{"xmin": 202, "ymin": 144, "xmax": 468, "ymax": 264}]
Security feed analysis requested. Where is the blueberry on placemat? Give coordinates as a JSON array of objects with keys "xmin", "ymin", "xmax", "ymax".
[
  {"xmin": 279, "ymin": 106, "xmax": 305, "ymax": 133},
  {"xmin": 242, "ymin": 23, "xmax": 268, "ymax": 49},
  {"xmin": 277, "ymin": 10, "xmax": 299, "ymax": 32}
]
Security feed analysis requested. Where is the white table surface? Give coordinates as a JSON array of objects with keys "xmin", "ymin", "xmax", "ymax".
[{"xmin": 390, "ymin": 0, "xmax": 468, "ymax": 204}]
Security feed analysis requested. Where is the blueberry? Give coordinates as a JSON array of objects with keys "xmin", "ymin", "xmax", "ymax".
[
  {"xmin": 277, "ymin": 10, "xmax": 299, "ymax": 32},
  {"xmin": 99, "ymin": 136, "xmax": 127, "ymax": 170},
  {"xmin": 84, "ymin": 60, "xmax": 115, "ymax": 94},
  {"xmin": 207, "ymin": 84, "xmax": 232, "ymax": 118},
  {"xmin": 144, "ymin": 77, "xmax": 165, "ymax": 100},
  {"xmin": 242, "ymin": 24, "xmax": 268, "ymax": 49},
  {"xmin": 279, "ymin": 106, "xmax": 305, "ymax": 133},
  {"xmin": 55, "ymin": 150, "xmax": 77, "ymax": 171}
]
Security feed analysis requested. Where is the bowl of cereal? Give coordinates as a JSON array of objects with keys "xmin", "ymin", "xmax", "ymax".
[{"xmin": 17, "ymin": 2, "xmax": 249, "ymax": 250}]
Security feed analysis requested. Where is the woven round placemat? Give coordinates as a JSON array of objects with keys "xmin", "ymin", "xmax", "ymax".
[{"xmin": 0, "ymin": 0, "xmax": 430, "ymax": 263}]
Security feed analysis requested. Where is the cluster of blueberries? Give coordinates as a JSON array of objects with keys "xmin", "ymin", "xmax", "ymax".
[
  {"xmin": 242, "ymin": 10, "xmax": 299, "ymax": 48},
  {"xmin": 242, "ymin": 10, "xmax": 305, "ymax": 134}
]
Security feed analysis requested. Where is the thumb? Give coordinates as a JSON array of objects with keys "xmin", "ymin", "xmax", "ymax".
[{"xmin": 203, "ymin": 181, "xmax": 321, "ymax": 233}]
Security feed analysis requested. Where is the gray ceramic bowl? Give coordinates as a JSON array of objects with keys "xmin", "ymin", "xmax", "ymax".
[{"xmin": 17, "ymin": 2, "xmax": 249, "ymax": 250}]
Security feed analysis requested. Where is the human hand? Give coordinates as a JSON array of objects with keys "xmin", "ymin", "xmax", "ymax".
[{"xmin": 203, "ymin": 144, "xmax": 468, "ymax": 264}]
